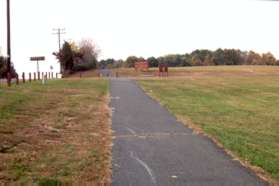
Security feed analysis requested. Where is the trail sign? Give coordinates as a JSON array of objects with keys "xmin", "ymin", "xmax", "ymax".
[
  {"xmin": 30, "ymin": 56, "xmax": 45, "ymax": 61},
  {"xmin": 30, "ymin": 56, "xmax": 45, "ymax": 74}
]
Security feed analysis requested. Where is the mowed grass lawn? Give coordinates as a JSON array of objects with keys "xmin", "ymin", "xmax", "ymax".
[
  {"xmin": 138, "ymin": 66, "xmax": 279, "ymax": 184},
  {"xmin": 112, "ymin": 65, "xmax": 279, "ymax": 77},
  {"xmin": 0, "ymin": 79, "xmax": 111, "ymax": 185}
]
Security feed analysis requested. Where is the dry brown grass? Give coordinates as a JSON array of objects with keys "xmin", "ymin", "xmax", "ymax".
[{"xmin": 0, "ymin": 79, "xmax": 111, "ymax": 185}]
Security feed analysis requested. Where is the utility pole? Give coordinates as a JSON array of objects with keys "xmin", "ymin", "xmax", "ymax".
[
  {"xmin": 6, "ymin": 0, "xmax": 11, "ymax": 86},
  {"xmin": 52, "ymin": 28, "xmax": 66, "ymax": 74}
]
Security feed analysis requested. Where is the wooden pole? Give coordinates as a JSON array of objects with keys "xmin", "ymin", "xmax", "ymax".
[
  {"xmin": 6, "ymin": 0, "xmax": 11, "ymax": 87},
  {"xmin": 22, "ymin": 72, "xmax": 25, "ymax": 83},
  {"xmin": 29, "ymin": 73, "xmax": 31, "ymax": 82},
  {"xmin": 15, "ymin": 73, "xmax": 19, "ymax": 85}
]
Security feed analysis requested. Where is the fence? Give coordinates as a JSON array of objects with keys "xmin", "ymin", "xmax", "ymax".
[{"xmin": 0, "ymin": 72, "xmax": 60, "ymax": 87}]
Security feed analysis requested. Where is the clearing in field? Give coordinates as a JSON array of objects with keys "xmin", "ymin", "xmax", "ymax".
[
  {"xmin": 138, "ymin": 66, "xmax": 279, "ymax": 184},
  {"xmin": 0, "ymin": 79, "xmax": 111, "ymax": 185}
]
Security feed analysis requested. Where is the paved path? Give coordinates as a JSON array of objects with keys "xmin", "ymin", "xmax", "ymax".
[
  {"xmin": 98, "ymin": 69, "xmax": 112, "ymax": 77},
  {"xmin": 110, "ymin": 78, "xmax": 267, "ymax": 186}
]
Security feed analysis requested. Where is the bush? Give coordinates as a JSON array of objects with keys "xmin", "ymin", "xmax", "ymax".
[{"xmin": 0, "ymin": 56, "xmax": 17, "ymax": 78}]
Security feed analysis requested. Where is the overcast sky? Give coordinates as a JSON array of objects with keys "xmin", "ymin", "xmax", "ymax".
[{"xmin": 0, "ymin": 0, "xmax": 279, "ymax": 73}]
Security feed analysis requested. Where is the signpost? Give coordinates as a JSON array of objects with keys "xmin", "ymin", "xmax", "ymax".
[{"xmin": 30, "ymin": 56, "xmax": 45, "ymax": 80}]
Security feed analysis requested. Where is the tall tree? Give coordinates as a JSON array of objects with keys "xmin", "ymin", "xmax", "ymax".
[
  {"xmin": 79, "ymin": 39, "xmax": 100, "ymax": 68},
  {"xmin": 58, "ymin": 41, "xmax": 74, "ymax": 72}
]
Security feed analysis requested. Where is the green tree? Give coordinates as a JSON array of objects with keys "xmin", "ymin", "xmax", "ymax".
[
  {"xmin": 191, "ymin": 49, "xmax": 212, "ymax": 64},
  {"xmin": 147, "ymin": 57, "xmax": 159, "ymax": 67},
  {"xmin": 212, "ymin": 49, "xmax": 226, "ymax": 65},
  {"xmin": 99, "ymin": 58, "xmax": 116, "ymax": 69},
  {"xmin": 223, "ymin": 49, "xmax": 242, "ymax": 65},
  {"xmin": 157, "ymin": 54, "xmax": 184, "ymax": 67},
  {"xmin": 125, "ymin": 56, "xmax": 140, "ymax": 68},
  {"xmin": 181, "ymin": 54, "xmax": 192, "ymax": 66},
  {"xmin": 58, "ymin": 41, "xmax": 74, "ymax": 72}
]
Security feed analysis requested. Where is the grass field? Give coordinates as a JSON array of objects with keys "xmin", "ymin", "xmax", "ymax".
[
  {"xmin": 68, "ymin": 65, "xmax": 279, "ymax": 78},
  {"xmin": 111, "ymin": 65, "xmax": 279, "ymax": 78},
  {"xmin": 0, "ymin": 79, "xmax": 111, "ymax": 185},
  {"xmin": 138, "ymin": 66, "xmax": 279, "ymax": 184}
]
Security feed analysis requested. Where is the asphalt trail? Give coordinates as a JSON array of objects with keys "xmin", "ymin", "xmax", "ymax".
[{"xmin": 110, "ymin": 78, "xmax": 267, "ymax": 186}]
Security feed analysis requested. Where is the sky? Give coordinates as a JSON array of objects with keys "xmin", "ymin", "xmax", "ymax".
[{"xmin": 0, "ymin": 0, "xmax": 279, "ymax": 74}]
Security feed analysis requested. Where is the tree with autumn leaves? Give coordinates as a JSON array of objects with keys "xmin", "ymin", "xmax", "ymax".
[{"xmin": 54, "ymin": 39, "xmax": 100, "ymax": 74}]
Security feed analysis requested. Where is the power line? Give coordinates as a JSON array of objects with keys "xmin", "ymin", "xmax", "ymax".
[{"xmin": 52, "ymin": 28, "xmax": 66, "ymax": 74}]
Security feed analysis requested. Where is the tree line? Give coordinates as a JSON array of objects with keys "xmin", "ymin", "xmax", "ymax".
[
  {"xmin": 99, "ymin": 49, "xmax": 278, "ymax": 69},
  {"xmin": 0, "ymin": 47, "xmax": 278, "ymax": 78}
]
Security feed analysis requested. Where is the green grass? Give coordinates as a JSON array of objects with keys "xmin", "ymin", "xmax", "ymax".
[
  {"xmin": 0, "ymin": 79, "xmax": 111, "ymax": 184},
  {"xmin": 110, "ymin": 65, "xmax": 279, "ymax": 78},
  {"xmin": 0, "ymin": 79, "xmax": 108, "ymax": 126},
  {"xmin": 138, "ymin": 71, "xmax": 279, "ymax": 183}
]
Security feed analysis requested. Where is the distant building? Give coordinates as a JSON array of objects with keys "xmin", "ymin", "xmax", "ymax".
[{"xmin": 135, "ymin": 61, "xmax": 149, "ymax": 72}]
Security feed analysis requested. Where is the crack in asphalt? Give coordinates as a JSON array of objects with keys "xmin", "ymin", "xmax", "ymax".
[{"xmin": 130, "ymin": 151, "xmax": 157, "ymax": 186}]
